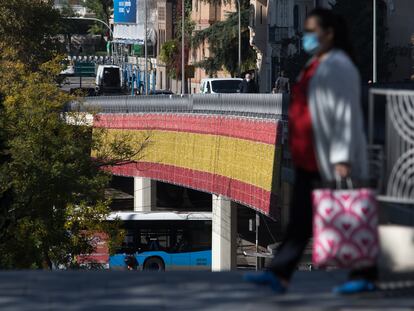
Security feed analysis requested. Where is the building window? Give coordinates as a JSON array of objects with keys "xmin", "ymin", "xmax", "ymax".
[
  {"xmin": 249, "ymin": 4, "xmax": 255, "ymax": 28},
  {"xmin": 260, "ymin": 5, "xmax": 263, "ymax": 24},
  {"xmin": 293, "ymin": 5, "xmax": 299, "ymax": 32},
  {"xmin": 159, "ymin": 6, "xmax": 166, "ymax": 21}
]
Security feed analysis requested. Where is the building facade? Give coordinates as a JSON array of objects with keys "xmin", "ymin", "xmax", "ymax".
[
  {"xmin": 386, "ymin": 0, "xmax": 414, "ymax": 81},
  {"xmin": 251, "ymin": 0, "xmax": 315, "ymax": 93},
  {"xmin": 156, "ymin": 0, "xmax": 178, "ymax": 91},
  {"xmin": 189, "ymin": 0, "xmax": 238, "ymax": 93},
  {"xmin": 54, "ymin": 0, "xmax": 90, "ymax": 17}
]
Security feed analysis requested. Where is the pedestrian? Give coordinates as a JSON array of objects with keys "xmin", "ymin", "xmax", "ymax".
[
  {"xmin": 125, "ymin": 254, "xmax": 138, "ymax": 271},
  {"xmin": 245, "ymin": 8, "xmax": 377, "ymax": 295},
  {"xmin": 273, "ymin": 70, "xmax": 290, "ymax": 94},
  {"xmin": 239, "ymin": 73, "xmax": 258, "ymax": 93}
]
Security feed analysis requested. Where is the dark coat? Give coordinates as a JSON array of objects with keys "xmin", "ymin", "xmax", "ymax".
[{"xmin": 239, "ymin": 79, "xmax": 258, "ymax": 93}]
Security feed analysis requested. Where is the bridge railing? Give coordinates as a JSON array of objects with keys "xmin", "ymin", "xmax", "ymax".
[{"xmin": 66, "ymin": 94, "xmax": 289, "ymax": 119}]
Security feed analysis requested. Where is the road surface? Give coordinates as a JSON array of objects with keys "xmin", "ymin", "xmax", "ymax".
[{"xmin": 0, "ymin": 270, "xmax": 413, "ymax": 310}]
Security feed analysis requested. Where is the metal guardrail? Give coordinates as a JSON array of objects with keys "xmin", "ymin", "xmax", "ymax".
[
  {"xmin": 66, "ymin": 94, "xmax": 289, "ymax": 119},
  {"xmin": 368, "ymin": 89, "xmax": 414, "ymax": 205}
]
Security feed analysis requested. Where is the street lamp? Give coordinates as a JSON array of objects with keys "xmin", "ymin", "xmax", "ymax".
[
  {"xmin": 182, "ymin": 0, "xmax": 185, "ymax": 95},
  {"xmin": 64, "ymin": 17, "xmax": 113, "ymax": 57},
  {"xmin": 64, "ymin": 16, "xmax": 113, "ymax": 38},
  {"xmin": 144, "ymin": 0, "xmax": 149, "ymax": 95},
  {"xmin": 237, "ymin": 0, "xmax": 241, "ymax": 77}
]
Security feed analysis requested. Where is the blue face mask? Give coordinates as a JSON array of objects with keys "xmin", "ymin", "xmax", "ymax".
[{"xmin": 302, "ymin": 32, "xmax": 320, "ymax": 55}]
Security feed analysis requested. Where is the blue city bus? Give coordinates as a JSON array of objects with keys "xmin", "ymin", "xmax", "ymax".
[{"xmin": 108, "ymin": 212, "xmax": 212, "ymax": 271}]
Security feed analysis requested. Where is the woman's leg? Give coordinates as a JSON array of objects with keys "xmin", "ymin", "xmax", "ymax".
[{"xmin": 270, "ymin": 169, "xmax": 320, "ymax": 281}]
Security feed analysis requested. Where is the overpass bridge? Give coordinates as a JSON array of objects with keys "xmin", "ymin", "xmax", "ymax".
[
  {"xmin": 67, "ymin": 89, "xmax": 414, "ymax": 274},
  {"xmin": 68, "ymin": 94, "xmax": 289, "ymax": 271}
]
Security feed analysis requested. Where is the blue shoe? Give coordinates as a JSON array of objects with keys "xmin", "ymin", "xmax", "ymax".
[
  {"xmin": 333, "ymin": 280, "xmax": 376, "ymax": 295},
  {"xmin": 244, "ymin": 272, "xmax": 287, "ymax": 294}
]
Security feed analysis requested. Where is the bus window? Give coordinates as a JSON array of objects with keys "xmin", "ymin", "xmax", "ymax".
[{"xmin": 188, "ymin": 222, "xmax": 211, "ymax": 252}]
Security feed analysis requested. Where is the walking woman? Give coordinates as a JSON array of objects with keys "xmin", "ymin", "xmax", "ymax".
[{"xmin": 245, "ymin": 8, "xmax": 377, "ymax": 294}]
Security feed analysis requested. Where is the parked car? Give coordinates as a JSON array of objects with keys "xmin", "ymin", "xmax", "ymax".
[
  {"xmin": 59, "ymin": 65, "xmax": 75, "ymax": 77},
  {"xmin": 199, "ymin": 78, "xmax": 243, "ymax": 94}
]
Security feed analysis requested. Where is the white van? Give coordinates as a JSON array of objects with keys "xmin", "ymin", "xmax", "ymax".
[
  {"xmin": 199, "ymin": 78, "xmax": 243, "ymax": 94},
  {"xmin": 95, "ymin": 65, "xmax": 123, "ymax": 95}
]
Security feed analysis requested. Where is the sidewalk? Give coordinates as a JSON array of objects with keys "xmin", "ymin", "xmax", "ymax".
[{"xmin": 0, "ymin": 270, "xmax": 412, "ymax": 310}]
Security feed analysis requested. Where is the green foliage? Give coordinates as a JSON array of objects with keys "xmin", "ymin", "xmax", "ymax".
[
  {"xmin": 0, "ymin": 53, "xmax": 146, "ymax": 269},
  {"xmin": 84, "ymin": 0, "xmax": 113, "ymax": 36},
  {"xmin": 192, "ymin": 0, "xmax": 256, "ymax": 77},
  {"xmin": 160, "ymin": 40, "xmax": 180, "ymax": 79},
  {"xmin": 0, "ymin": 0, "xmax": 64, "ymax": 70},
  {"xmin": 159, "ymin": 0, "xmax": 194, "ymax": 79},
  {"xmin": 200, "ymin": 0, "xmax": 233, "ymax": 5}
]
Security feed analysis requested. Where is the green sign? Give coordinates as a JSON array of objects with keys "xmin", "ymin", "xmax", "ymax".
[
  {"xmin": 74, "ymin": 62, "xmax": 96, "ymax": 77},
  {"xmin": 133, "ymin": 44, "xmax": 143, "ymax": 56}
]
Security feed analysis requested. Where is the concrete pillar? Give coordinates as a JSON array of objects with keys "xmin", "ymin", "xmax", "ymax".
[
  {"xmin": 212, "ymin": 195, "xmax": 238, "ymax": 271},
  {"xmin": 134, "ymin": 177, "xmax": 156, "ymax": 212}
]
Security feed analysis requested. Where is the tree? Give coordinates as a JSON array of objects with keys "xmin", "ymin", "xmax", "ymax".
[
  {"xmin": 159, "ymin": 0, "xmax": 194, "ymax": 80},
  {"xmin": 0, "ymin": 0, "xmax": 64, "ymax": 70},
  {"xmin": 192, "ymin": 0, "xmax": 256, "ymax": 77},
  {"xmin": 159, "ymin": 40, "xmax": 182, "ymax": 79},
  {"xmin": 0, "ymin": 51, "xmax": 148, "ymax": 269},
  {"xmin": 84, "ymin": 0, "xmax": 113, "ymax": 36}
]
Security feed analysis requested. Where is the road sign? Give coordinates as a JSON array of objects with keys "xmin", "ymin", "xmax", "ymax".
[
  {"xmin": 74, "ymin": 63, "xmax": 96, "ymax": 77},
  {"xmin": 114, "ymin": 0, "xmax": 137, "ymax": 24},
  {"xmin": 133, "ymin": 44, "xmax": 143, "ymax": 56}
]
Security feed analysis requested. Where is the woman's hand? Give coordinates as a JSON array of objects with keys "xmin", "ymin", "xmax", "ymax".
[{"xmin": 335, "ymin": 163, "xmax": 351, "ymax": 178}]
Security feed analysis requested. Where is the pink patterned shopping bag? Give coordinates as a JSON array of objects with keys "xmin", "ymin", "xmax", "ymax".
[{"xmin": 312, "ymin": 188, "xmax": 379, "ymax": 269}]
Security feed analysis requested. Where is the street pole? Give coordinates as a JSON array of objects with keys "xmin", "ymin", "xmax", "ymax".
[
  {"xmin": 144, "ymin": 0, "xmax": 149, "ymax": 95},
  {"xmin": 373, "ymin": 0, "xmax": 377, "ymax": 83},
  {"xmin": 181, "ymin": 0, "xmax": 185, "ymax": 95},
  {"xmin": 255, "ymin": 212, "xmax": 260, "ymax": 271},
  {"xmin": 237, "ymin": 0, "xmax": 241, "ymax": 77}
]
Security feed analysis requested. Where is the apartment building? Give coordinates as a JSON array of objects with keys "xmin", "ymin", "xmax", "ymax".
[
  {"xmin": 156, "ymin": 0, "xmax": 178, "ymax": 91},
  {"xmin": 54, "ymin": 0, "xmax": 90, "ymax": 17},
  {"xmin": 386, "ymin": 0, "xmax": 414, "ymax": 81},
  {"xmin": 189, "ymin": 0, "xmax": 238, "ymax": 93},
  {"xmin": 252, "ymin": 0, "xmax": 314, "ymax": 92}
]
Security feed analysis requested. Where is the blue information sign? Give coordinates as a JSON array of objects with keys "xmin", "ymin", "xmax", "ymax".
[{"xmin": 114, "ymin": 0, "xmax": 137, "ymax": 24}]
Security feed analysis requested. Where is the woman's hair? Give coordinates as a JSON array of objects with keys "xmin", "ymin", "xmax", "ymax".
[{"xmin": 307, "ymin": 8, "xmax": 355, "ymax": 63}]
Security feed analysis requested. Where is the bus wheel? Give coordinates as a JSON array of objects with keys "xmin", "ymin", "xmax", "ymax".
[{"xmin": 143, "ymin": 257, "xmax": 165, "ymax": 272}]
